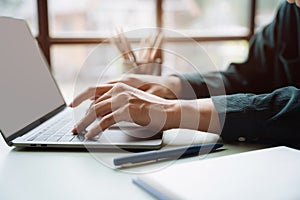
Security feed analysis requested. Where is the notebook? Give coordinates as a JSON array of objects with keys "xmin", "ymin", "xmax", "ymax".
[
  {"xmin": 133, "ymin": 146, "xmax": 300, "ymax": 200},
  {"xmin": 0, "ymin": 17, "xmax": 163, "ymax": 149}
]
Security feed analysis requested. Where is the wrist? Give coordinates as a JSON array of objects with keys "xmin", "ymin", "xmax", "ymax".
[
  {"xmin": 197, "ymin": 99, "xmax": 221, "ymax": 134},
  {"xmin": 164, "ymin": 100, "xmax": 199, "ymax": 130},
  {"xmin": 165, "ymin": 99, "xmax": 220, "ymax": 134},
  {"xmin": 164, "ymin": 100, "xmax": 182, "ymax": 130}
]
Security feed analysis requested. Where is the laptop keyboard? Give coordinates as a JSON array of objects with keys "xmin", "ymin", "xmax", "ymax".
[{"xmin": 26, "ymin": 113, "xmax": 83, "ymax": 143}]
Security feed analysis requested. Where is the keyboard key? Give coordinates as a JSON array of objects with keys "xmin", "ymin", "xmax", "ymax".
[
  {"xmin": 59, "ymin": 135, "xmax": 75, "ymax": 142},
  {"xmin": 54, "ymin": 132, "xmax": 66, "ymax": 137},
  {"xmin": 47, "ymin": 136, "xmax": 63, "ymax": 142},
  {"xmin": 71, "ymin": 135, "xmax": 84, "ymax": 142},
  {"xmin": 64, "ymin": 132, "xmax": 74, "ymax": 136},
  {"xmin": 35, "ymin": 135, "xmax": 50, "ymax": 141},
  {"xmin": 26, "ymin": 112, "xmax": 75, "ymax": 142},
  {"xmin": 27, "ymin": 133, "xmax": 40, "ymax": 141}
]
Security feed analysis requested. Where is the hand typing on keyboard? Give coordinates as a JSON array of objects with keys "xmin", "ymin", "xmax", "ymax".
[{"xmin": 69, "ymin": 82, "xmax": 184, "ymax": 139}]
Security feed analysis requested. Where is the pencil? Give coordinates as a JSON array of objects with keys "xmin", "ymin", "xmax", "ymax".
[
  {"xmin": 117, "ymin": 28, "xmax": 136, "ymax": 63},
  {"xmin": 110, "ymin": 37, "xmax": 129, "ymax": 60},
  {"xmin": 150, "ymin": 32, "xmax": 164, "ymax": 62}
]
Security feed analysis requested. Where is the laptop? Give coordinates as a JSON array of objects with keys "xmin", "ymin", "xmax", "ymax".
[{"xmin": 0, "ymin": 17, "xmax": 163, "ymax": 149}]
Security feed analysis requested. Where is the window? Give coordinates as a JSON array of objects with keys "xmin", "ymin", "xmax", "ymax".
[
  {"xmin": 48, "ymin": 0, "xmax": 156, "ymax": 37},
  {"xmin": 0, "ymin": 0, "xmax": 282, "ymax": 95},
  {"xmin": 0, "ymin": 0, "xmax": 38, "ymax": 35},
  {"xmin": 163, "ymin": 0, "xmax": 250, "ymax": 37}
]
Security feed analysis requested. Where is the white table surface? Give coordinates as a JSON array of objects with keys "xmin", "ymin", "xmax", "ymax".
[{"xmin": 0, "ymin": 129, "xmax": 269, "ymax": 200}]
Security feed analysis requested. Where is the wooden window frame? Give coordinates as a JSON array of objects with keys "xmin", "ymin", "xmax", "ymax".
[{"xmin": 36, "ymin": 0, "xmax": 257, "ymax": 68}]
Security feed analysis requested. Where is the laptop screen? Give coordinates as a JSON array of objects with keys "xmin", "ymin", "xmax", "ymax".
[{"xmin": 0, "ymin": 18, "xmax": 65, "ymax": 139}]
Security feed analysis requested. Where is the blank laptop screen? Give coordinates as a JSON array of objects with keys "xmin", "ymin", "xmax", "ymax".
[{"xmin": 0, "ymin": 18, "xmax": 65, "ymax": 138}]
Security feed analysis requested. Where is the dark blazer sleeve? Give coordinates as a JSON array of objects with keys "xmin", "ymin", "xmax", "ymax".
[
  {"xmin": 178, "ymin": 3, "xmax": 300, "ymax": 144},
  {"xmin": 212, "ymin": 86, "xmax": 300, "ymax": 144},
  {"xmin": 179, "ymin": 2, "xmax": 300, "ymax": 99}
]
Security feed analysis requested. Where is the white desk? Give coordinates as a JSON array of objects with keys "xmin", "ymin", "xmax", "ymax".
[{"xmin": 0, "ymin": 131, "xmax": 269, "ymax": 200}]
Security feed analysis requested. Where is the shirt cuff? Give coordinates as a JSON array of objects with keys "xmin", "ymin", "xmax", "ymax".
[{"xmin": 212, "ymin": 94, "xmax": 262, "ymax": 142}]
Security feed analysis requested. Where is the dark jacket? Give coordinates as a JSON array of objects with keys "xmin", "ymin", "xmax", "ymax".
[{"xmin": 179, "ymin": 2, "xmax": 300, "ymax": 144}]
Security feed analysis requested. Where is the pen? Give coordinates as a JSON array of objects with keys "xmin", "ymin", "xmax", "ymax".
[{"xmin": 113, "ymin": 143, "xmax": 223, "ymax": 166}]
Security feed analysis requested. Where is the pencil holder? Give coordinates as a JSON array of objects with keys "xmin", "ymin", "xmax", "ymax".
[
  {"xmin": 122, "ymin": 59, "xmax": 162, "ymax": 76},
  {"xmin": 111, "ymin": 30, "xmax": 164, "ymax": 76}
]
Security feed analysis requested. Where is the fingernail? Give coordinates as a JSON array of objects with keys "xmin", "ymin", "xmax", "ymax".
[
  {"xmin": 72, "ymin": 127, "xmax": 78, "ymax": 133},
  {"xmin": 72, "ymin": 130, "xmax": 78, "ymax": 135}
]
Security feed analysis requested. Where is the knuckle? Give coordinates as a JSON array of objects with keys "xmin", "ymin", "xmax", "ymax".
[
  {"xmin": 127, "ymin": 103, "xmax": 136, "ymax": 112},
  {"xmin": 101, "ymin": 115, "xmax": 114, "ymax": 126},
  {"xmin": 112, "ymin": 82, "xmax": 126, "ymax": 93},
  {"xmin": 116, "ymin": 82, "xmax": 126, "ymax": 88},
  {"xmin": 128, "ymin": 97, "xmax": 138, "ymax": 107},
  {"xmin": 87, "ymin": 105, "xmax": 98, "ymax": 117},
  {"xmin": 120, "ymin": 105, "xmax": 131, "ymax": 118},
  {"xmin": 90, "ymin": 104, "xmax": 97, "ymax": 110},
  {"xmin": 102, "ymin": 115, "xmax": 111, "ymax": 122},
  {"xmin": 124, "ymin": 75, "xmax": 136, "ymax": 82},
  {"xmin": 124, "ymin": 103, "xmax": 132, "ymax": 110},
  {"xmin": 116, "ymin": 91, "xmax": 129, "ymax": 100},
  {"xmin": 89, "ymin": 105, "xmax": 98, "ymax": 114},
  {"xmin": 92, "ymin": 123, "xmax": 102, "ymax": 133}
]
